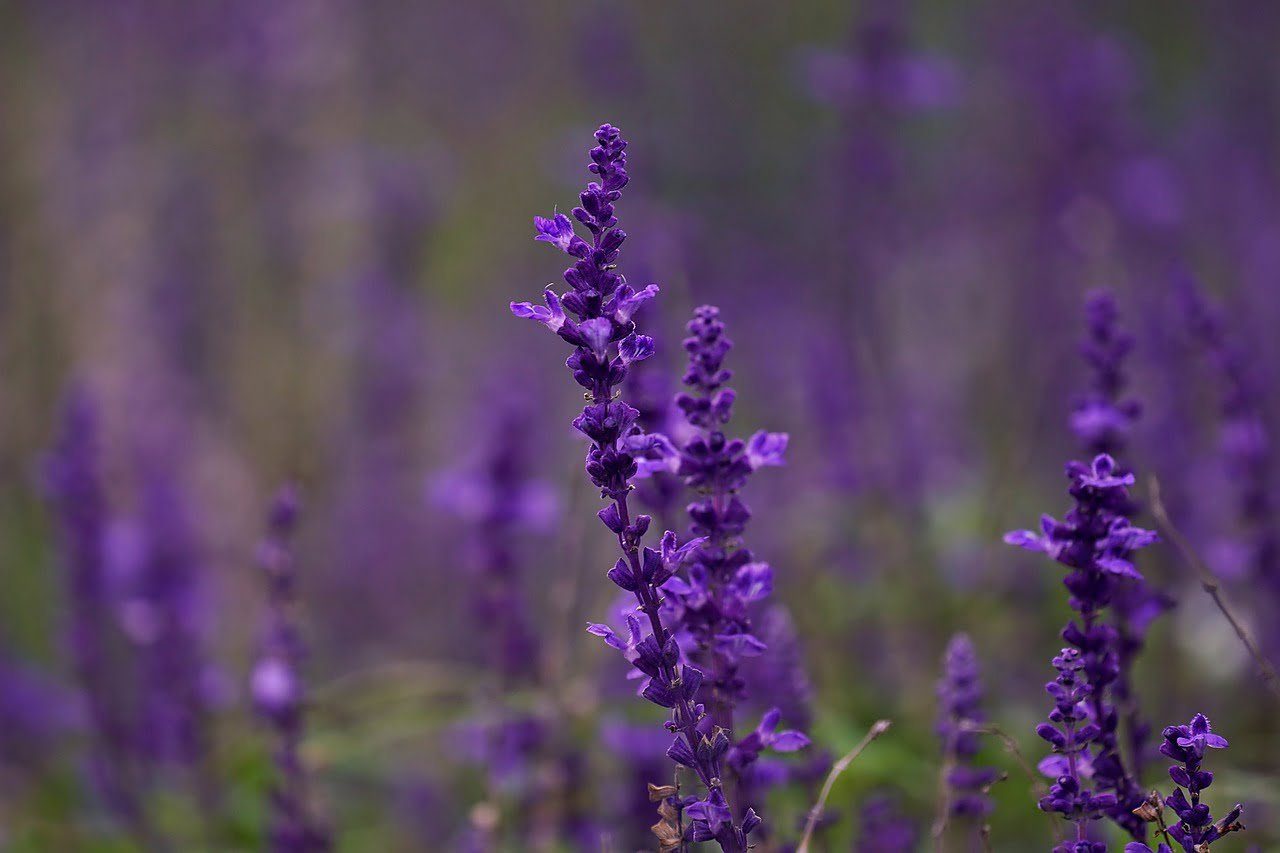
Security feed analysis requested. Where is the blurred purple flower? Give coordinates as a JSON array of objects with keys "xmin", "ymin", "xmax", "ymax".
[
  {"xmin": 252, "ymin": 486, "xmax": 330, "ymax": 853},
  {"xmin": 856, "ymin": 794, "xmax": 918, "ymax": 853},
  {"xmin": 936, "ymin": 634, "xmax": 999, "ymax": 819},
  {"xmin": 430, "ymin": 410, "xmax": 555, "ymax": 683},
  {"xmin": 1181, "ymin": 275, "xmax": 1280, "ymax": 658},
  {"xmin": 43, "ymin": 389, "xmax": 157, "ymax": 841}
]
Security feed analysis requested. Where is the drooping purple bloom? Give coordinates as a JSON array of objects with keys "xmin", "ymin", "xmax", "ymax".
[
  {"xmin": 936, "ymin": 634, "xmax": 999, "ymax": 821},
  {"xmin": 512, "ymin": 124, "xmax": 757, "ymax": 851},
  {"xmin": 1124, "ymin": 714, "xmax": 1243, "ymax": 853},
  {"xmin": 251, "ymin": 486, "xmax": 331, "ymax": 853},
  {"xmin": 1007, "ymin": 453, "xmax": 1158, "ymax": 844}
]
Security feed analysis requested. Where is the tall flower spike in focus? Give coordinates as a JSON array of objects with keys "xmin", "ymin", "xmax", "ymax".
[
  {"xmin": 1124, "ymin": 714, "xmax": 1243, "ymax": 853},
  {"xmin": 512, "ymin": 124, "xmax": 758, "ymax": 852},
  {"xmin": 1005, "ymin": 453, "xmax": 1158, "ymax": 849},
  {"xmin": 251, "ymin": 486, "xmax": 331, "ymax": 853},
  {"xmin": 935, "ymin": 634, "xmax": 999, "ymax": 829},
  {"xmin": 1071, "ymin": 290, "xmax": 1169, "ymax": 833}
]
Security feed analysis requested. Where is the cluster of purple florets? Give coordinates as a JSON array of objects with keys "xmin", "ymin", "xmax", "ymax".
[
  {"xmin": 1125, "ymin": 714, "xmax": 1243, "ymax": 853},
  {"xmin": 662, "ymin": 306, "xmax": 794, "ymax": 734},
  {"xmin": 937, "ymin": 633, "xmax": 1000, "ymax": 820},
  {"xmin": 1007, "ymin": 453, "xmax": 1158, "ymax": 843},
  {"xmin": 511, "ymin": 125, "xmax": 1253, "ymax": 853},
  {"xmin": 513, "ymin": 124, "xmax": 773, "ymax": 852},
  {"xmin": 251, "ymin": 487, "xmax": 330, "ymax": 853}
]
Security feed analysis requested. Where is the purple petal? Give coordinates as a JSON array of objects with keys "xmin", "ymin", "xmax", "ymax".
[
  {"xmin": 769, "ymin": 730, "xmax": 811, "ymax": 752},
  {"xmin": 746, "ymin": 431, "xmax": 788, "ymax": 469}
]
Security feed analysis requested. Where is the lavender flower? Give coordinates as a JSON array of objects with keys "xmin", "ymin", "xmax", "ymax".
[
  {"xmin": 1006, "ymin": 454, "xmax": 1158, "ymax": 844},
  {"xmin": 658, "ymin": 306, "xmax": 807, "ymax": 806},
  {"xmin": 43, "ymin": 389, "xmax": 155, "ymax": 843},
  {"xmin": 512, "ymin": 124, "xmax": 758, "ymax": 852},
  {"xmin": 1071, "ymin": 291, "xmax": 1141, "ymax": 458},
  {"xmin": 131, "ymin": 465, "xmax": 213, "ymax": 779},
  {"xmin": 1037, "ymin": 647, "xmax": 1113, "ymax": 844},
  {"xmin": 1181, "ymin": 279, "xmax": 1280, "ymax": 656},
  {"xmin": 1071, "ymin": 291, "xmax": 1170, "ymax": 808},
  {"xmin": 936, "ymin": 633, "xmax": 999, "ymax": 821},
  {"xmin": 1124, "ymin": 714, "xmax": 1244, "ymax": 853},
  {"xmin": 251, "ymin": 486, "xmax": 330, "ymax": 852},
  {"xmin": 432, "ymin": 410, "xmax": 551, "ymax": 684},
  {"xmin": 663, "ymin": 307, "xmax": 787, "ymax": 703},
  {"xmin": 856, "ymin": 794, "xmax": 919, "ymax": 853}
]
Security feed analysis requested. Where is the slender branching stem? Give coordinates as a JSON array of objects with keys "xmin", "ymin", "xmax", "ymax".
[
  {"xmin": 1148, "ymin": 476, "xmax": 1280, "ymax": 699},
  {"xmin": 796, "ymin": 720, "xmax": 891, "ymax": 853}
]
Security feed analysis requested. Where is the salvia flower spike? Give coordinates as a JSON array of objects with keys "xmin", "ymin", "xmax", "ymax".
[
  {"xmin": 936, "ymin": 633, "xmax": 999, "ymax": 823},
  {"xmin": 251, "ymin": 486, "xmax": 331, "ymax": 852},
  {"xmin": 43, "ymin": 389, "xmax": 158, "ymax": 844},
  {"xmin": 1073, "ymin": 290, "xmax": 1170, "ymax": 832},
  {"xmin": 658, "ymin": 306, "xmax": 808, "ymax": 801},
  {"xmin": 512, "ymin": 124, "xmax": 756, "ymax": 851},
  {"xmin": 1006, "ymin": 452, "xmax": 1158, "ymax": 848},
  {"xmin": 1123, "ymin": 714, "xmax": 1243, "ymax": 853}
]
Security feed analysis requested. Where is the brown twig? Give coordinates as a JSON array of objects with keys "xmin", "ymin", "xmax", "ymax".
[
  {"xmin": 1148, "ymin": 476, "xmax": 1280, "ymax": 699},
  {"xmin": 796, "ymin": 720, "xmax": 892, "ymax": 853}
]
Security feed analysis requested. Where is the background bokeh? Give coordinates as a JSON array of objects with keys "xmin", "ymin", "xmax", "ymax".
[{"xmin": 2, "ymin": 1, "xmax": 1278, "ymax": 850}]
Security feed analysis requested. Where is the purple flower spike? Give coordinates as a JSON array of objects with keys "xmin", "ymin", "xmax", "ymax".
[
  {"xmin": 512, "ymin": 126, "xmax": 756, "ymax": 851},
  {"xmin": 43, "ymin": 389, "xmax": 157, "ymax": 842},
  {"xmin": 1071, "ymin": 291, "xmax": 1140, "ymax": 458},
  {"xmin": 936, "ymin": 634, "xmax": 999, "ymax": 821},
  {"xmin": 658, "ymin": 305, "xmax": 810, "ymax": 829},
  {"xmin": 1181, "ymin": 275, "xmax": 1280, "ymax": 663},
  {"xmin": 1007, "ymin": 443, "xmax": 1157, "ymax": 843},
  {"xmin": 252, "ymin": 486, "xmax": 330, "ymax": 853},
  {"xmin": 1066, "ymin": 291, "xmax": 1171, "ymax": 836},
  {"xmin": 1123, "ymin": 714, "xmax": 1244, "ymax": 852}
]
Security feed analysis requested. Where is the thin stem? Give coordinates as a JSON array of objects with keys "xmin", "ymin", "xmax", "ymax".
[
  {"xmin": 796, "ymin": 720, "xmax": 891, "ymax": 853},
  {"xmin": 931, "ymin": 733, "xmax": 956, "ymax": 852},
  {"xmin": 1148, "ymin": 476, "xmax": 1280, "ymax": 699}
]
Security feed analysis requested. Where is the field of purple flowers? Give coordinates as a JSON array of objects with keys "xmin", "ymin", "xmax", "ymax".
[{"xmin": 2, "ymin": 2, "xmax": 1279, "ymax": 851}]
